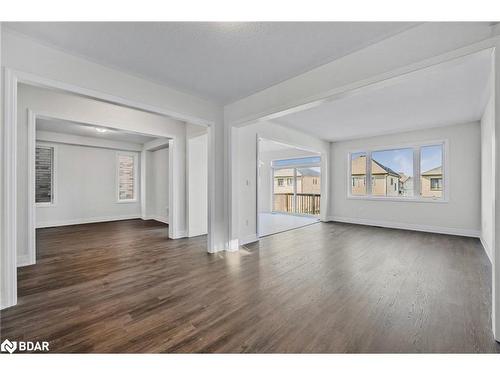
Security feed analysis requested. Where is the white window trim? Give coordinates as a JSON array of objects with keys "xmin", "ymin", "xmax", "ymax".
[
  {"xmin": 35, "ymin": 143, "xmax": 57, "ymax": 208},
  {"xmin": 116, "ymin": 151, "xmax": 139, "ymax": 203},
  {"xmin": 346, "ymin": 139, "xmax": 449, "ymax": 203}
]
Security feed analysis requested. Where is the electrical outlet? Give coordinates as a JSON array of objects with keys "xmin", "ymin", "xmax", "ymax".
[{"xmin": 245, "ymin": 219, "xmax": 249, "ymax": 226}]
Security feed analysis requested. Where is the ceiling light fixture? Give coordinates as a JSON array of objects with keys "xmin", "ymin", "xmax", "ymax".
[{"xmin": 95, "ymin": 127, "xmax": 108, "ymax": 133}]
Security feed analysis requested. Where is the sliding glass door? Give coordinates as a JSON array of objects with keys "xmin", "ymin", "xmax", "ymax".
[{"xmin": 272, "ymin": 157, "xmax": 321, "ymax": 216}]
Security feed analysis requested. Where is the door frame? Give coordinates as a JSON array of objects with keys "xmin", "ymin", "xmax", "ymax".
[
  {"xmin": 256, "ymin": 135, "xmax": 323, "ymax": 238},
  {"xmin": 1, "ymin": 68, "xmax": 215, "ymax": 309},
  {"xmin": 26, "ymin": 110, "xmax": 178, "ymax": 267}
]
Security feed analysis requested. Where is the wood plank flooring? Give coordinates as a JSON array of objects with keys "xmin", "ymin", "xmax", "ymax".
[{"xmin": 1, "ymin": 219, "xmax": 498, "ymax": 353}]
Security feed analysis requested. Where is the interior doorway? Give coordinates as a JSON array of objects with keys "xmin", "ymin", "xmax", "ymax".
[
  {"xmin": 28, "ymin": 112, "xmax": 172, "ymax": 265},
  {"xmin": 257, "ymin": 137, "xmax": 321, "ymax": 237}
]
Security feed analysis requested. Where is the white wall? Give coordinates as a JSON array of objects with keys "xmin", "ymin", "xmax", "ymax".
[
  {"xmin": 234, "ymin": 121, "xmax": 329, "ymax": 244},
  {"xmin": 35, "ymin": 142, "xmax": 141, "ymax": 228},
  {"xmin": 152, "ymin": 147, "xmax": 169, "ymax": 223},
  {"xmin": 143, "ymin": 147, "xmax": 169, "ymax": 223},
  {"xmin": 17, "ymin": 83, "xmax": 186, "ymax": 262},
  {"xmin": 481, "ymin": 84, "xmax": 495, "ymax": 263},
  {"xmin": 330, "ymin": 122, "xmax": 481, "ymax": 236},
  {"xmin": 187, "ymin": 133, "xmax": 208, "ymax": 237}
]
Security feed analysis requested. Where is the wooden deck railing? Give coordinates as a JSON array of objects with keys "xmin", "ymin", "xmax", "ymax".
[{"xmin": 273, "ymin": 193, "xmax": 321, "ymax": 216}]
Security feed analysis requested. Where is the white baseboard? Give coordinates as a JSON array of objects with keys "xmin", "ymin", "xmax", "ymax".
[
  {"xmin": 142, "ymin": 215, "xmax": 169, "ymax": 225},
  {"xmin": 480, "ymin": 236, "xmax": 493, "ymax": 264},
  {"xmin": 239, "ymin": 233, "xmax": 259, "ymax": 246},
  {"xmin": 36, "ymin": 214, "xmax": 141, "ymax": 228},
  {"xmin": 169, "ymin": 230, "xmax": 188, "ymax": 239},
  {"xmin": 17, "ymin": 255, "xmax": 35, "ymax": 268},
  {"xmin": 326, "ymin": 216, "xmax": 481, "ymax": 238}
]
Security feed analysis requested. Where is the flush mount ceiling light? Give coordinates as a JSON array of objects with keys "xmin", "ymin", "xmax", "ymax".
[{"xmin": 95, "ymin": 127, "xmax": 108, "ymax": 133}]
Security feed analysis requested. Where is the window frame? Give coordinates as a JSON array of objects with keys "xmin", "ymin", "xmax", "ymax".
[
  {"xmin": 271, "ymin": 158, "xmax": 321, "ymax": 217},
  {"xmin": 346, "ymin": 139, "xmax": 449, "ymax": 203},
  {"xmin": 35, "ymin": 143, "xmax": 57, "ymax": 207},
  {"xmin": 116, "ymin": 151, "xmax": 139, "ymax": 203}
]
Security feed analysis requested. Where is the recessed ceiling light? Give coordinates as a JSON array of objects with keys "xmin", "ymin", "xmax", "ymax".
[{"xmin": 95, "ymin": 127, "xmax": 108, "ymax": 133}]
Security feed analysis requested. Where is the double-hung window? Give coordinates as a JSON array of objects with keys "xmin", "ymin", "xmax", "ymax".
[
  {"xmin": 116, "ymin": 152, "xmax": 138, "ymax": 202},
  {"xmin": 35, "ymin": 144, "xmax": 56, "ymax": 206},
  {"xmin": 348, "ymin": 141, "xmax": 447, "ymax": 201}
]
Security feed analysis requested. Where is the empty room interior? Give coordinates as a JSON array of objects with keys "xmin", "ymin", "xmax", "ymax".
[{"xmin": 1, "ymin": 21, "xmax": 500, "ymax": 354}]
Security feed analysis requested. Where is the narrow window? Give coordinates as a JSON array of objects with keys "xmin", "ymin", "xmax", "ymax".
[
  {"xmin": 350, "ymin": 152, "xmax": 366, "ymax": 196},
  {"xmin": 420, "ymin": 145, "xmax": 443, "ymax": 198},
  {"xmin": 117, "ymin": 153, "xmax": 137, "ymax": 202},
  {"xmin": 35, "ymin": 146, "xmax": 55, "ymax": 205}
]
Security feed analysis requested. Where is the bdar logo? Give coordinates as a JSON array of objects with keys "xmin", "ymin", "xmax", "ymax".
[
  {"xmin": 1, "ymin": 339, "xmax": 17, "ymax": 354},
  {"xmin": 1, "ymin": 339, "xmax": 49, "ymax": 353}
]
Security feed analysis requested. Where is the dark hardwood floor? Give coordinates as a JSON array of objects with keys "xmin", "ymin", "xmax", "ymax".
[{"xmin": 1, "ymin": 219, "xmax": 498, "ymax": 353}]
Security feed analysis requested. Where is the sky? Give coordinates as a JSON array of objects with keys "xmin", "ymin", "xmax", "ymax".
[
  {"xmin": 420, "ymin": 145, "xmax": 443, "ymax": 173},
  {"xmin": 272, "ymin": 156, "xmax": 321, "ymax": 168},
  {"xmin": 352, "ymin": 145, "xmax": 442, "ymax": 177}
]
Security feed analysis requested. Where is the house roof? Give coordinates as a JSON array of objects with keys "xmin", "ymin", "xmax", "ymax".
[
  {"xmin": 297, "ymin": 168, "xmax": 320, "ymax": 177},
  {"xmin": 422, "ymin": 166, "xmax": 442, "ymax": 176},
  {"xmin": 371, "ymin": 159, "xmax": 400, "ymax": 177},
  {"xmin": 399, "ymin": 173, "xmax": 412, "ymax": 183}
]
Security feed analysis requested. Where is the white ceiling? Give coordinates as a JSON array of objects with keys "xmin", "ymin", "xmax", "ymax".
[
  {"xmin": 259, "ymin": 138, "xmax": 319, "ymax": 155},
  {"xmin": 275, "ymin": 49, "xmax": 492, "ymax": 141},
  {"xmin": 36, "ymin": 118, "xmax": 159, "ymax": 145},
  {"xmin": 5, "ymin": 22, "xmax": 418, "ymax": 104}
]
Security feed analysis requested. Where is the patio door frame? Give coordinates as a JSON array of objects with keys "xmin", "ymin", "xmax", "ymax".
[
  {"xmin": 271, "ymin": 161, "xmax": 321, "ymax": 217},
  {"xmin": 256, "ymin": 135, "xmax": 323, "ymax": 239}
]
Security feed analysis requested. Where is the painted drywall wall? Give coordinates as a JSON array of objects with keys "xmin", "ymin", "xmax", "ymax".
[
  {"xmin": 35, "ymin": 142, "xmax": 142, "ymax": 227},
  {"xmin": 17, "ymin": 83, "xmax": 186, "ymax": 262},
  {"xmin": 143, "ymin": 150, "xmax": 155, "ymax": 219},
  {"xmin": 142, "ymin": 147, "xmax": 169, "ymax": 223},
  {"xmin": 481, "ymin": 85, "xmax": 495, "ymax": 263},
  {"xmin": 152, "ymin": 147, "xmax": 169, "ymax": 223},
  {"xmin": 258, "ymin": 146, "xmax": 320, "ymax": 214},
  {"xmin": 187, "ymin": 133, "xmax": 208, "ymax": 236},
  {"xmin": 234, "ymin": 121, "xmax": 329, "ymax": 244},
  {"xmin": 330, "ymin": 122, "xmax": 481, "ymax": 235}
]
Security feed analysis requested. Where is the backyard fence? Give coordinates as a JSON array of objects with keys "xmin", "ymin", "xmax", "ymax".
[{"xmin": 273, "ymin": 193, "xmax": 320, "ymax": 216}]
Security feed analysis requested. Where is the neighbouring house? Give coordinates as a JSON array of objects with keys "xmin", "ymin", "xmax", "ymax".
[
  {"xmin": 350, "ymin": 155, "xmax": 368, "ymax": 195},
  {"xmin": 351, "ymin": 155, "xmax": 400, "ymax": 197},
  {"xmin": 298, "ymin": 168, "xmax": 321, "ymax": 195},
  {"xmin": 273, "ymin": 167, "xmax": 321, "ymax": 214},
  {"xmin": 273, "ymin": 167, "xmax": 321, "ymax": 194},
  {"xmin": 273, "ymin": 168, "xmax": 297, "ymax": 194},
  {"xmin": 399, "ymin": 173, "xmax": 414, "ymax": 197},
  {"xmin": 421, "ymin": 166, "xmax": 443, "ymax": 198}
]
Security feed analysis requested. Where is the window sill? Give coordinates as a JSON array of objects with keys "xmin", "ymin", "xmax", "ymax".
[
  {"xmin": 36, "ymin": 203, "xmax": 56, "ymax": 208},
  {"xmin": 346, "ymin": 195, "xmax": 448, "ymax": 203},
  {"xmin": 117, "ymin": 199, "xmax": 138, "ymax": 204}
]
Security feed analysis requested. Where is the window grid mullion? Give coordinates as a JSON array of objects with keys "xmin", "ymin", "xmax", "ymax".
[
  {"xmin": 414, "ymin": 147, "xmax": 421, "ymax": 198},
  {"xmin": 366, "ymin": 151, "xmax": 372, "ymax": 196}
]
